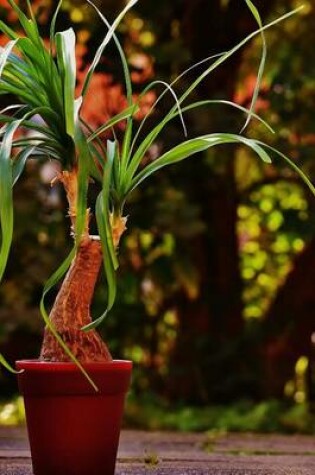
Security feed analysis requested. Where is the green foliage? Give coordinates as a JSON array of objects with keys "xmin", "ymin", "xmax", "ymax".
[
  {"xmin": 2, "ymin": 393, "xmax": 315, "ymax": 434},
  {"xmin": 238, "ymin": 181, "xmax": 315, "ymax": 319},
  {"xmin": 0, "ymin": 354, "xmax": 20, "ymax": 374},
  {"xmin": 125, "ymin": 396, "xmax": 315, "ymax": 434},
  {"xmin": 0, "ymin": 396, "xmax": 25, "ymax": 425}
]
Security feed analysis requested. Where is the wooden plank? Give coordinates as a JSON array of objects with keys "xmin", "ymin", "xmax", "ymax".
[{"xmin": 1, "ymin": 428, "xmax": 315, "ymax": 474}]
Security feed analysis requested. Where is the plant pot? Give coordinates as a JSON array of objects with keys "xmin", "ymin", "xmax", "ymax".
[{"xmin": 16, "ymin": 360, "xmax": 132, "ymax": 475}]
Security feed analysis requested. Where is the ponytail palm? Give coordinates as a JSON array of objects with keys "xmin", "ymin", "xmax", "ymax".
[{"xmin": 0, "ymin": 0, "xmax": 313, "ymax": 386}]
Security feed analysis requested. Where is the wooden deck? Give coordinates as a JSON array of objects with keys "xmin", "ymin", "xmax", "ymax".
[{"xmin": 1, "ymin": 426, "xmax": 315, "ymax": 474}]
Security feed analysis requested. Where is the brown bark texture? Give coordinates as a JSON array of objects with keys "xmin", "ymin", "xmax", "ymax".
[{"xmin": 40, "ymin": 238, "xmax": 112, "ymax": 362}]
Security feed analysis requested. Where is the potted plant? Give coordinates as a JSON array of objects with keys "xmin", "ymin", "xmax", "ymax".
[{"xmin": 0, "ymin": 0, "xmax": 313, "ymax": 474}]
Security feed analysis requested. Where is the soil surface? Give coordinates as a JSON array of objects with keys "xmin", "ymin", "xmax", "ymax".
[{"xmin": 1, "ymin": 427, "xmax": 315, "ymax": 474}]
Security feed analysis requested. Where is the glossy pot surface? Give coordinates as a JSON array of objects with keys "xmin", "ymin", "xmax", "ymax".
[{"xmin": 17, "ymin": 360, "xmax": 132, "ymax": 475}]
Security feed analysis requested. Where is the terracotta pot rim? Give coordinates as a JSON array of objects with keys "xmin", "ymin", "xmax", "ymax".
[{"xmin": 16, "ymin": 359, "xmax": 132, "ymax": 373}]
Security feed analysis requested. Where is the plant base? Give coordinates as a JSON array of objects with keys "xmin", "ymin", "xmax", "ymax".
[{"xmin": 16, "ymin": 360, "xmax": 132, "ymax": 475}]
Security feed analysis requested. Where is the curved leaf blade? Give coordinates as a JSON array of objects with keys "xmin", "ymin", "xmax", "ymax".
[
  {"xmin": 127, "ymin": 6, "xmax": 302, "ymax": 186},
  {"xmin": 241, "ymin": 0, "xmax": 266, "ymax": 132},
  {"xmin": 256, "ymin": 142, "xmax": 315, "ymax": 198},
  {"xmin": 0, "ymin": 353, "xmax": 23, "ymax": 374},
  {"xmin": 74, "ymin": 124, "xmax": 91, "ymax": 245},
  {"xmin": 12, "ymin": 146, "xmax": 35, "ymax": 185},
  {"xmin": 129, "ymin": 133, "xmax": 271, "ymax": 192},
  {"xmin": 82, "ymin": 140, "xmax": 118, "ymax": 332},
  {"xmin": 82, "ymin": 0, "xmax": 138, "ymax": 97},
  {"xmin": 0, "ymin": 40, "xmax": 18, "ymax": 77},
  {"xmin": 55, "ymin": 28, "xmax": 76, "ymax": 137},
  {"xmin": 87, "ymin": 105, "xmax": 138, "ymax": 142},
  {"xmin": 0, "ymin": 120, "xmax": 21, "ymax": 282}
]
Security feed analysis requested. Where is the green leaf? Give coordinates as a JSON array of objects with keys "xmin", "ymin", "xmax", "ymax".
[
  {"xmin": 50, "ymin": 0, "xmax": 63, "ymax": 50},
  {"xmin": 130, "ymin": 79, "xmax": 188, "ymax": 152},
  {"xmin": 174, "ymin": 99, "xmax": 275, "ymax": 134},
  {"xmin": 25, "ymin": 0, "xmax": 37, "ymax": 24},
  {"xmin": 0, "ymin": 101, "xmax": 71, "ymax": 282},
  {"xmin": 55, "ymin": 28, "xmax": 76, "ymax": 137},
  {"xmin": 87, "ymin": 104, "xmax": 138, "ymax": 142},
  {"xmin": 0, "ymin": 81, "xmax": 40, "ymax": 107},
  {"xmin": 0, "ymin": 40, "xmax": 18, "ymax": 77},
  {"xmin": 129, "ymin": 133, "xmax": 271, "ymax": 192},
  {"xmin": 82, "ymin": 201, "xmax": 115, "ymax": 332},
  {"xmin": 241, "ymin": 0, "xmax": 266, "ymax": 132},
  {"xmin": 82, "ymin": 0, "xmax": 138, "ymax": 96},
  {"xmin": 79, "ymin": 117, "xmax": 106, "ymax": 181},
  {"xmin": 82, "ymin": 141, "xmax": 118, "ymax": 332},
  {"xmin": 0, "ymin": 20, "xmax": 19, "ymax": 40},
  {"xmin": 74, "ymin": 124, "xmax": 91, "ymax": 245},
  {"xmin": 6, "ymin": 0, "xmax": 40, "ymax": 45},
  {"xmin": 12, "ymin": 146, "xmax": 35, "ymax": 185},
  {"xmin": 0, "ymin": 112, "xmax": 57, "ymax": 141},
  {"xmin": 127, "ymin": 6, "xmax": 302, "ymax": 186},
  {"xmin": 86, "ymin": 0, "xmax": 137, "ymax": 187},
  {"xmin": 86, "ymin": 0, "xmax": 133, "ymax": 105},
  {"xmin": 0, "ymin": 353, "xmax": 23, "ymax": 374},
  {"xmin": 0, "ymin": 110, "xmax": 43, "ymax": 285},
  {"xmin": 0, "ymin": 104, "xmax": 26, "ymax": 116},
  {"xmin": 244, "ymin": 0, "xmax": 262, "ymax": 25},
  {"xmin": 0, "ymin": 31, "xmax": 64, "ymax": 131},
  {"xmin": 102, "ymin": 140, "xmax": 119, "ymax": 270},
  {"xmin": 256, "ymin": 142, "xmax": 315, "ymax": 199},
  {"xmin": 39, "ymin": 248, "xmax": 98, "ymax": 391},
  {"xmin": 0, "ymin": 120, "xmax": 21, "ymax": 282},
  {"xmin": 124, "ymin": 79, "xmax": 188, "ymax": 181}
]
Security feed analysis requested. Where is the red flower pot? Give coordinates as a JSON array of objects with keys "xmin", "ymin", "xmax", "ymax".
[{"xmin": 16, "ymin": 360, "xmax": 132, "ymax": 475}]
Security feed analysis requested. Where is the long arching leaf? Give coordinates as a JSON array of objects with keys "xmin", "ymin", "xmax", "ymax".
[
  {"xmin": 50, "ymin": 0, "xmax": 63, "ymax": 53},
  {"xmin": 82, "ymin": 0, "xmax": 138, "ymax": 97},
  {"xmin": 129, "ymin": 133, "xmax": 271, "ymax": 192},
  {"xmin": 0, "ymin": 353, "xmax": 23, "ymax": 374},
  {"xmin": 0, "ymin": 121, "xmax": 20, "ymax": 282},
  {"xmin": 0, "ymin": 39, "xmax": 18, "ymax": 77},
  {"xmin": 241, "ymin": 0, "xmax": 266, "ymax": 132},
  {"xmin": 6, "ymin": 0, "xmax": 40, "ymax": 45},
  {"xmin": 86, "ymin": 0, "xmax": 136, "ymax": 188},
  {"xmin": 55, "ymin": 28, "xmax": 76, "ymax": 137},
  {"xmin": 75, "ymin": 124, "xmax": 91, "ymax": 245},
  {"xmin": 12, "ymin": 146, "xmax": 35, "ymax": 185},
  {"xmin": 256, "ymin": 142, "xmax": 315, "ymax": 198},
  {"xmin": 171, "ymin": 99, "xmax": 274, "ymax": 133},
  {"xmin": 87, "ymin": 105, "xmax": 138, "ymax": 142},
  {"xmin": 82, "ymin": 140, "xmax": 118, "ymax": 332},
  {"xmin": 86, "ymin": 0, "xmax": 133, "ymax": 104},
  {"xmin": 126, "ymin": 6, "xmax": 302, "ymax": 188},
  {"xmin": 128, "ymin": 79, "xmax": 189, "ymax": 164}
]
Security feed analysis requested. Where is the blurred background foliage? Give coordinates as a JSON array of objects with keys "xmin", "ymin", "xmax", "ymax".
[{"xmin": 1, "ymin": 0, "xmax": 315, "ymax": 430}]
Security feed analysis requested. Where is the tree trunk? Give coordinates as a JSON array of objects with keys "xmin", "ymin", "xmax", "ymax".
[{"xmin": 40, "ymin": 238, "xmax": 112, "ymax": 362}]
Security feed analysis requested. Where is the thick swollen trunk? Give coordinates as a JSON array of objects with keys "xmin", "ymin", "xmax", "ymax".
[
  {"xmin": 39, "ymin": 170, "xmax": 122, "ymax": 363},
  {"xmin": 40, "ymin": 238, "xmax": 112, "ymax": 362}
]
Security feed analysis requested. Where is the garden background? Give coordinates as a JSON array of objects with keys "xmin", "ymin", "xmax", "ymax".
[{"xmin": 1, "ymin": 0, "xmax": 315, "ymax": 432}]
